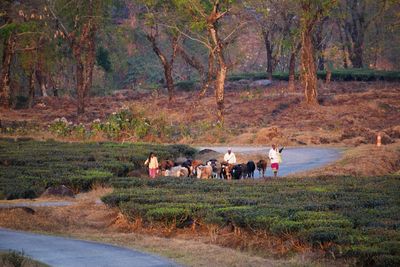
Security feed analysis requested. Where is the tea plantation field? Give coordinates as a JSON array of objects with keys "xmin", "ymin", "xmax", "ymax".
[
  {"xmin": 103, "ymin": 176, "xmax": 400, "ymax": 266},
  {"xmin": 0, "ymin": 139, "xmax": 196, "ymax": 199}
]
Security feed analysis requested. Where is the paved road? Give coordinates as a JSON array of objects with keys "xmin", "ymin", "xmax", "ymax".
[
  {"xmin": 198, "ymin": 146, "xmax": 341, "ymax": 177},
  {"xmin": 0, "ymin": 228, "xmax": 179, "ymax": 267}
]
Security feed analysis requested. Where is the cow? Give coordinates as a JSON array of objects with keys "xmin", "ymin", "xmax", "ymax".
[
  {"xmin": 160, "ymin": 160, "xmax": 174, "ymax": 171},
  {"xmin": 207, "ymin": 159, "xmax": 218, "ymax": 178},
  {"xmin": 164, "ymin": 166, "xmax": 189, "ymax": 177},
  {"xmin": 231, "ymin": 164, "xmax": 242, "ymax": 180},
  {"xmin": 196, "ymin": 165, "xmax": 213, "ymax": 179},
  {"xmin": 191, "ymin": 160, "xmax": 203, "ymax": 177},
  {"xmin": 257, "ymin": 159, "xmax": 268, "ymax": 178},
  {"xmin": 246, "ymin": 161, "xmax": 256, "ymax": 178},
  {"xmin": 181, "ymin": 159, "xmax": 193, "ymax": 177},
  {"xmin": 240, "ymin": 163, "xmax": 248, "ymax": 179},
  {"xmin": 220, "ymin": 161, "xmax": 234, "ymax": 180}
]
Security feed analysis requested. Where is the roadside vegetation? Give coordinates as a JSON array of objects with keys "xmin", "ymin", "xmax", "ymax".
[{"xmin": 0, "ymin": 250, "xmax": 49, "ymax": 267}]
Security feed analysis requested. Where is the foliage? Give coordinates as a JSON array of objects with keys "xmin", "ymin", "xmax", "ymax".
[
  {"xmin": 0, "ymin": 139, "xmax": 196, "ymax": 199},
  {"xmin": 0, "ymin": 250, "xmax": 49, "ymax": 267},
  {"xmin": 103, "ymin": 175, "xmax": 400, "ymax": 263},
  {"xmin": 96, "ymin": 47, "xmax": 112, "ymax": 72}
]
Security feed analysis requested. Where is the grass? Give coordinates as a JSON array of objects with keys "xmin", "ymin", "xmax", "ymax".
[
  {"xmin": 103, "ymin": 175, "xmax": 400, "ymax": 265},
  {"xmin": 0, "ymin": 250, "xmax": 49, "ymax": 267},
  {"xmin": 0, "ymin": 139, "xmax": 196, "ymax": 199}
]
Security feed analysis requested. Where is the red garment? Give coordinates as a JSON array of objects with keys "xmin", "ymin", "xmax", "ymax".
[
  {"xmin": 271, "ymin": 163, "xmax": 279, "ymax": 171},
  {"xmin": 149, "ymin": 168, "xmax": 157, "ymax": 178}
]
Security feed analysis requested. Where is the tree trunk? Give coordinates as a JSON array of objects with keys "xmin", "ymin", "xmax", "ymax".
[
  {"xmin": 28, "ymin": 68, "xmax": 35, "ymax": 108},
  {"xmin": 300, "ymin": 18, "xmax": 318, "ymax": 105},
  {"xmin": 76, "ymin": 61, "xmax": 85, "ymax": 114},
  {"xmin": 199, "ymin": 52, "xmax": 214, "ymax": 97},
  {"xmin": 177, "ymin": 45, "xmax": 209, "ymax": 96},
  {"xmin": 207, "ymin": 4, "xmax": 227, "ymax": 125},
  {"xmin": 215, "ymin": 63, "xmax": 227, "ymax": 125},
  {"xmin": 338, "ymin": 25, "xmax": 349, "ymax": 68},
  {"xmin": 0, "ymin": 33, "xmax": 16, "ymax": 109},
  {"xmin": 147, "ymin": 35, "xmax": 177, "ymax": 102},
  {"xmin": 72, "ymin": 20, "xmax": 96, "ymax": 115},
  {"xmin": 164, "ymin": 64, "xmax": 174, "ymax": 102},
  {"xmin": 288, "ymin": 51, "xmax": 296, "ymax": 91},
  {"xmin": 350, "ymin": 40, "xmax": 364, "ymax": 68},
  {"xmin": 263, "ymin": 30, "xmax": 273, "ymax": 81},
  {"xmin": 325, "ymin": 64, "xmax": 332, "ymax": 84},
  {"xmin": 35, "ymin": 68, "xmax": 48, "ymax": 97},
  {"xmin": 36, "ymin": 38, "xmax": 48, "ymax": 97}
]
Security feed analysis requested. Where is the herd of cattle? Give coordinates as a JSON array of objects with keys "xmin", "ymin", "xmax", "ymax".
[{"xmin": 160, "ymin": 159, "xmax": 269, "ymax": 179}]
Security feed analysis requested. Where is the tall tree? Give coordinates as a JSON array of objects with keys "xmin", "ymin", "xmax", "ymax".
[
  {"xmin": 0, "ymin": 0, "xmax": 53, "ymax": 108},
  {"xmin": 172, "ymin": 0, "xmax": 243, "ymax": 125},
  {"xmin": 337, "ymin": 0, "xmax": 389, "ymax": 68},
  {"xmin": 47, "ymin": 0, "xmax": 109, "ymax": 115},
  {"xmin": 134, "ymin": 1, "xmax": 182, "ymax": 102},
  {"xmin": 299, "ymin": 0, "xmax": 336, "ymax": 105},
  {"xmin": 0, "ymin": 1, "xmax": 17, "ymax": 108}
]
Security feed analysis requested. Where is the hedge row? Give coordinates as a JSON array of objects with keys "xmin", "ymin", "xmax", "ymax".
[
  {"xmin": 175, "ymin": 69, "xmax": 400, "ymax": 91},
  {"xmin": 103, "ymin": 176, "xmax": 400, "ymax": 265}
]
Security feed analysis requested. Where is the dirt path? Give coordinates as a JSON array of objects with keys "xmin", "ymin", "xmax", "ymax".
[{"xmin": 0, "ymin": 228, "xmax": 179, "ymax": 267}]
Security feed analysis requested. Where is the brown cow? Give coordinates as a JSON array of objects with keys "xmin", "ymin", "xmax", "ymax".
[
  {"xmin": 220, "ymin": 161, "xmax": 234, "ymax": 180},
  {"xmin": 191, "ymin": 160, "xmax": 203, "ymax": 177},
  {"xmin": 160, "ymin": 160, "xmax": 174, "ymax": 171},
  {"xmin": 196, "ymin": 165, "xmax": 213, "ymax": 179},
  {"xmin": 257, "ymin": 159, "xmax": 268, "ymax": 178}
]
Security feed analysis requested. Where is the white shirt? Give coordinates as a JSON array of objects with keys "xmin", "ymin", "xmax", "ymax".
[
  {"xmin": 224, "ymin": 152, "xmax": 236, "ymax": 164},
  {"xmin": 269, "ymin": 148, "xmax": 280, "ymax": 164}
]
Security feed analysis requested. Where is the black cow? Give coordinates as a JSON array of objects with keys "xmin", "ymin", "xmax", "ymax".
[
  {"xmin": 181, "ymin": 159, "xmax": 193, "ymax": 177},
  {"xmin": 231, "ymin": 164, "xmax": 242, "ymax": 180},
  {"xmin": 246, "ymin": 161, "xmax": 256, "ymax": 178}
]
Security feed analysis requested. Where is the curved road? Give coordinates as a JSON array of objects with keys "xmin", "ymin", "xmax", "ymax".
[
  {"xmin": 199, "ymin": 146, "xmax": 341, "ymax": 177},
  {"xmin": 0, "ymin": 228, "xmax": 179, "ymax": 267}
]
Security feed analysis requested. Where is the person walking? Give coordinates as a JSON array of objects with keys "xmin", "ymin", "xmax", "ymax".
[
  {"xmin": 223, "ymin": 148, "xmax": 237, "ymax": 164},
  {"xmin": 268, "ymin": 144, "xmax": 283, "ymax": 177},
  {"xmin": 144, "ymin": 152, "xmax": 159, "ymax": 179}
]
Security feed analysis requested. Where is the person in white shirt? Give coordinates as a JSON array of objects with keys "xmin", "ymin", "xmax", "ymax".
[
  {"xmin": 223, "ymin": 148, "xmax": 236, "ymax": 164},
  {"xmin": 269, "ymin": 144, "xmax": 283, "ymax": 177}
]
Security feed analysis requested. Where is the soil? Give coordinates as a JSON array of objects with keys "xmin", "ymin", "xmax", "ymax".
[{"xmin": 1, "ymin": 81, "xmax": 399, "ymax": 146}]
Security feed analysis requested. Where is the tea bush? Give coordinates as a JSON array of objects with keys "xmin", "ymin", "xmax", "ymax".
[
  {"xmin": 0, "ymin": 139, "xmax": 196, "ymax": 199},
  {"xmin": 102, "ymin": 175, "xmax": 400, "ymax": 263}
]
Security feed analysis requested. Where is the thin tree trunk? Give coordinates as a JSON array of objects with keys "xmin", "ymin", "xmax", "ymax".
[
  {"xmin": 300, "ymin": 15, "xmax": 318, "ymax": 105},
  {"xmin": 36, "ymin": 37, "xmax": 48, "ymax": 97},
  {"xmin": 263, "ymin": 30, "xmax": 273, "ymax": 81},
  {"xmin": 72, "ymin": 20, "xmax": 96, "ymax": 115},
  {"xmin": 28, "ymin": 68, "xmax": 35, "ymax": 108},
  {"xmin": 0, "ymin": 33, "xmax": 16, "ymax": 109},
  {"xmin": 288, "ymin": 51, "xmax": 296, "ymax": 91},
  {"xmin": 35, "ymin": 68, "xmax": 48, "ymax": 97},
  {"xmin": 199, "ymin": 52, "xmax": 214, "ymax": 97},
  {"xmin": 147, "ymin": 35, "xmax": 178, "ymax": 102},
  {"xmin": 325, "ymin": 63, "xmax": 332, "ymax": 84},
  {"xmin": 76, "ymin": 61, "xmax": 85, "ymax": 114},
  {"xmin": 350, "ymin": 40, "xmax": 364, "ymax": 68},
  {"xmin": 338, "ymin": 25, "xmax": 349, "ymax": 68}
]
